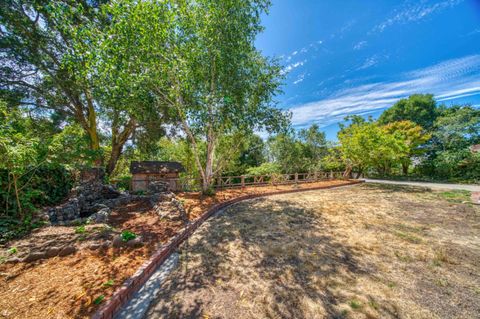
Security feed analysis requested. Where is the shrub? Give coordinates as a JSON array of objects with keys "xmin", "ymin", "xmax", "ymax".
[{"xmin": 121, "ymin": 230, "xmax": 137, "ymax": 242}]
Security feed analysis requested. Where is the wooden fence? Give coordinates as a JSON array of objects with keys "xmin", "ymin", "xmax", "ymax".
[{"xmin": 127, "ymin": 171, "xmax": 345, "ymax": 192}]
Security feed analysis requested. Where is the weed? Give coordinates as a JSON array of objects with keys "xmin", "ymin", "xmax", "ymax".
[
  {"xmin": 93, "ymin": 295, "xmax": 105, "ymax": 305},
  {"xmin": 368, "ymin": 300, "xmax": 379, "ymax": 310},
  {"xmin": 121, "ymin": 230, "xmax": 137, "ymax": 242},
  {"xmin": 394, "ymin": 250, "xmax": 414, "ymax": 262},
  {"xmin": 434, "ymin": 278, "xmax": 449, "ymax": 287},
  {"xmin": 394, "ymin": 231, "xmax": 422, "ymax": 244},
  {"xmin": 75, "ymin": 225, "xmax": 86, "ymax": 234},
  {"xmin": 432, "ymin": 248, "xmax": 452, "ymax": 266},
  {"xmin": 340, "ymin": 309, "xmax": 349, "ymax": 317},
  {"xmin": 103, "ymin": 279, "xmax": 114, "ymax": 287},
  {"xmin": 0, "ymin": 256, "xmax": 6, "ymax": 264},
  {"xmin": 387, "ymin": 281, "xmax": 397, "ymax": 289},
  {"xmin": 7, "ymin": 247, "xmax": 17, "ymax": 255},
  {"xmin": 349, "ymin": 300, "xmax": 362, "ymax": 310}
]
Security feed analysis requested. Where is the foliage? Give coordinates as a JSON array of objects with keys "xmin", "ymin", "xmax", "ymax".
[
  {"xmin": 338, "ymin": 119, "xmax": 405, "ymax": 175},
  {"xmin": 246, "ymin": 162, "xmax": 282, "ymax": 175},
  {"xmin": 121, "ymin": 230, "xmax": 137, "ymax": 242},
  {"xmin": 111, "ymin": 0, "xmax": 289, "ymax": 192},
  {"xmin": 378, "ymin": 94, "xmax": 438, "ymax": 129}
]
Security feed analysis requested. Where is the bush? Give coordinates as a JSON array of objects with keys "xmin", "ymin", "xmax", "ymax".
[
  {"xmin": 246, "ymin": 162, "xmax": 282, "ymax": 176},
  {"xmin": 0, "ymin": 164, "xmax": 73, "ymax": 242},
  {"xmin": 0, "ymin": 164, "xmax": 73, "ymax": 215}
]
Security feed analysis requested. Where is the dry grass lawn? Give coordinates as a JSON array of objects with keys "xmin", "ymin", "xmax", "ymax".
[{"xmin": 147, "ymin": 183, "xmax": 480, "ymax": 319}]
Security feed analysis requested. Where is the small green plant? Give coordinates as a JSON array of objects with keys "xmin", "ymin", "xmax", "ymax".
[
  {"xmin": 75, "ymin": 225, "xmax": 86, "ymax": 234},
  {"xmin": 394, "ymin": 231, "xmax": 422, "ymax": 244},
  {"xmin": 121, "ymin": 230, "xmax": 137, "ymax": 242},
  {"xmin": 93, "ymin": 295, "xmax": 105, "ymax": 305},
  {"xmin": 103, "ymin": 279, "xmax": 114, "ymax": 287},
  {"xmin": 202, "ymin": 187, "xmax": 216, "ymax": 196},
  {"xmin": 8, "ymin": 247, "xmax": 17, "ymax": 255},
  {"xmin": 349, "ymin": 300, "xmax": 362, "ymax": 310}
]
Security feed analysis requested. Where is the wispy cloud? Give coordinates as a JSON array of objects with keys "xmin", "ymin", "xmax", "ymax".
[
  {"xmin": 372, "ymin": 0, "xmax": 463, "ymax": 33},
  {"xmin": 293, "ymin": 73, "xmax": 306, "ymax": 85},
  {"xmin": 282, "ymin": 60, "xmax": 307, "ymax": 75},
  {"xmin": 353, "ymin": 41, "xmax": 367, "ymax": 50},
  {"xmin": 357, "ymin": 55, "xmax": 380, "ymax": 70},
  {"xmin": 289, "ymin": 54, "xmax": 480, "ymax": 128}
]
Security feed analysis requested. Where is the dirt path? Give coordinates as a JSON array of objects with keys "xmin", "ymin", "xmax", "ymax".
[
  {"xmin": 363, "ymin": 178, "xmax": 480, "ymax": 192},
  {"xmin": 146, "ymin": 184, "xmax": 480, "ymax": 319}
]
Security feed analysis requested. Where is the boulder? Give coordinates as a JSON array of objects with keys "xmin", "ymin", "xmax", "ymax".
[
  {"xmin": 23, "ymin": 252, "xmax": 46, "ymax": 263},
  {"xmin": 58, "ymin": 246, "xmax": 77, "ymax": 257},
  {"xmin": 87, "ymin": 207, "xmax": 111, "ymax": 224},
  {"xmin": 45, "ymin": 247, "xmax": 61, "ymax": 258}
]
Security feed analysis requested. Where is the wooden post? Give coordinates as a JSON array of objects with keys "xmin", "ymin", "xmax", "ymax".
[
  {"xmin": 241, "ymin": 175, "xmax": 245, "ymax": 188},
  {"xmin": 294, "ymin": 172, "xmax": 298, "ymax": 184},
  {"xmin": 314, "ymin": 171, "xmax": 318, "ymax": 181},
  {"xmin": 217, "ymin": 176, "xmax": 222, "ymax": 189},
  {"xmin": 329, "ymin": 171, "xmax": 333, "ymax": 179}
]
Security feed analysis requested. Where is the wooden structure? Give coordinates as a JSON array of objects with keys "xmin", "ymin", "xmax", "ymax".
[
  {"xmin": 173, "ymin": 171, "xmax": 345, "ymax": 192},
  {"xmin": 130, "ymin": 161, "xmax": 185, "ymax": 192}
]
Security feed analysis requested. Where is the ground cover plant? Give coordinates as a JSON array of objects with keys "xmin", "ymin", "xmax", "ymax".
[{"xmin": 147, "ymin": 183, "xmax": 480, "ymax": 319}]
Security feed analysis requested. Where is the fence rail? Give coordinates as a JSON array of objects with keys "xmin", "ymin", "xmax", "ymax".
[{"xmin": 126, "ymin": 171, "xmax": 346, "ymax": 193}]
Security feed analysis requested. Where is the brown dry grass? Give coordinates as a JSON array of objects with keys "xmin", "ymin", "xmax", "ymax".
[{"xmin": 147, "ymin": 183, "xmax": 480, "ymax": 319}]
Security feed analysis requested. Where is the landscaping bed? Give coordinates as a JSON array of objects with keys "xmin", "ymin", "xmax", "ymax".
[
  {"xmin": 147, "ymin": 184, "xmax": 480, "ymax": 319},
  {"xmin": 0, "ymin": 179, "xmax": 350, "ymax": 318}
]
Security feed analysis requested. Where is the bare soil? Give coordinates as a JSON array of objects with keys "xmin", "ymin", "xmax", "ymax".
[
  {"xmin": 0, "ymin": 180, "xmax": 349, "ymax": 318},
  {"xmin": 147, "ymin": 183, "xmax": 480, "ymax": 319}
]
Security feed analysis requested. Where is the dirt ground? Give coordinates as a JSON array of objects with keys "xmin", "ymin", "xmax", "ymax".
[
  {"xmin": 0, "ymin": 180, "xmax": 350, "ymax": 319},
  {"xmin": 147, "ymin": 183, "xmax": 480, "ymax": 319}
]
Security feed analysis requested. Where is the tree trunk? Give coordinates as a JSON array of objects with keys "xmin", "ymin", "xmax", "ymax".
[
  {"xmin": 13, "ymin": 174, "xmax": 22, "ymax": 220},
  {"xmin": 402, "ymin": 162, "xmax": 409, "ymax": 175},
  {"xmin": 343, "ymin": 165, "xmax": 352, "ymax": 178},
  {"xmin": 202, "ymin": 128, "xmax": 216, "ymax": 193},
  {"xmin": 106, "ymin": 118, "xmax": 136, "ymax": 176}
]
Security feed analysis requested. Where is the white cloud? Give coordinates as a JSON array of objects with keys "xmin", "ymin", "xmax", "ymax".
[
  {"xmin": 372, "ymin": 0, "xmax": 463, "ymax": 33},
  {"xmin": 282, "ymin": 60, "xmax": 307, "ymax": 75},
  {"xmin": 293, "ymin": 73, "xmax": 306, "ymax": 85},
  {"xmin": 353, "ymin": 41, "xmax": 367, "ymax": 50},
  {"xmin": 289, "ymin": 54, "xmax": 480, "ymax": 128},
  {"xmin": 357, "ymin": 55, "xmax": 380, "ymax": 70}
]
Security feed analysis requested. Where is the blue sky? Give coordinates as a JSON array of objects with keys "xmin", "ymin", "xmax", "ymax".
[{"xmin": 255, "ymin": 0, "xmax": 480, "ymax": 140}]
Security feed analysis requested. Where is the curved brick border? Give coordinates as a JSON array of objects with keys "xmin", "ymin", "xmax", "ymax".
[{"xmin": 92, "ymin": 180, "xmax": 363, "ymax": 319}]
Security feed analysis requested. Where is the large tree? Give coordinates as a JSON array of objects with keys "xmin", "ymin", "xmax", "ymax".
[
  {"xmin": 0, "ymin": 0, "xmax": 166, "ymax": 174},
  {"xmin": 378, "ymin": 94, "xmax": 438, "ymax": 129},
  {"xmin": 116, "ymin": 0, "xmax": 288, "ymax": 192}
]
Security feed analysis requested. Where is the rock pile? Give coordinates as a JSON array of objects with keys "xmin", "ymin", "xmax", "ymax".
[{"xmin": 41, "ymin": 181, "xmax": 143, "ymax": 225}]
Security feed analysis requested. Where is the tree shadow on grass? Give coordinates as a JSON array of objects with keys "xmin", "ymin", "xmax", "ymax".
[{"xmin": 146, "ymin": 195, "xmax": 391, "ymax": 319}]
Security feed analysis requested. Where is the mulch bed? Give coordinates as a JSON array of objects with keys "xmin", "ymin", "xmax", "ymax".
[{"xmin": 0, "ymin": 179, "xmax": 350, "ymax": 319}]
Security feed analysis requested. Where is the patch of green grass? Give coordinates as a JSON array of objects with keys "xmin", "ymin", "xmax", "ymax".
[
  {"xmin": 103, "ymin": 279, "xmax": 114, "ymax": 287},
  {"xmin": 394, "ymin": 231, "xmax": 423, "ymax": 244},
  {"xmin": 93, "ymin": 295, "xmax": 105, "ymax": 305},
  {"xmin": 121, "ymin": 230, "xmax": 137, "ymax": 242},
  {"xmin": 394, "ymin": 250, "xmax": 414, "ymax": 262},
  {"xmin": 0, "ymin": 256, "xmax": 6, "ymax": 264},
  {"xmin": 7, "ymin": 247, "xmax": 17, "ymax": 255},
  {"xmin": 437, "ymin": 190, "xmax": 471, "ymax": 203},
  {"xmin": 75, "ymin": 225, "xmax": 87, "ymax": 234},
  {"xmin": 349, "ymin": 300, "xmax": 362, "ymax": 310}
]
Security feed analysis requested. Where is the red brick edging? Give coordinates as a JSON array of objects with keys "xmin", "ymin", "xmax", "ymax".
[{"xmin": 92, "ymin": 180, "xmax": 363, "ymax": 319}]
